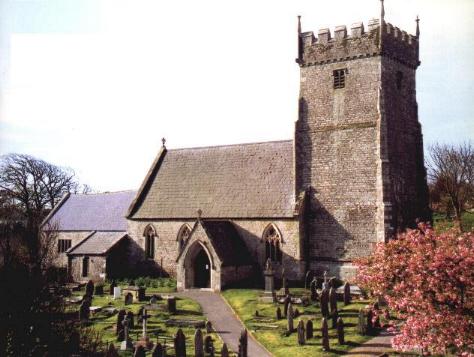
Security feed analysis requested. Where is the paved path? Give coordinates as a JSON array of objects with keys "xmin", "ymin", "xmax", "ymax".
[
  {"xmin": 178, "ymin": 290, "xmax": 272, "ymax": 357},
  {"xmin": 346, "ymin": 329, "xmax": 396, "ymax": 356}
]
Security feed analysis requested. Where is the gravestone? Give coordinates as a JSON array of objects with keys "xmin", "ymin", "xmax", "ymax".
[
  {"xmin": 141, "ymin": 311, "xmax": 152, "ymax": 348},
  {"xmin": 120, "ymin": 316, "xmax": 133, "ymax": 351},
  {"xmin": 305, "ymin": 320, "xmax": 313, "ymax": 339},
  {"xmin": 322, "ymin": 271, "xmax": 328, "ymax": 290},
  {"xmin": 116, "ymin": 310, "xmax": 126, "ymax": 336},
  {"xmin": 95, "ymin": 284, "xmax": 104, "ymax": 295},
  {"xmin": 85, "ymin": 280, "xmax": 94, "ymax": 297},
  {"xmin": 367, "ymin": 308, "xmax": 374, "ymax": 333},
  {"xmin": 113, "ymin": 287, "xmax": 121, "ymax": 300},
  {"xmin": 174, "ymin": 328, "xmax": 186, "ymax": 357},
  {"xmin": 287, "ymin": 303, "xmax": 294, "ymax": 332},
  {"xmin": 127, "ymin": 311, "xmax": 135, "ymax": 329},
  {"xmin": 79, "ymin": 301, "xmax": 90, "ymax": 321},
  {"xmin": 194, "ymin": 329, "xmax": 204, "ymax": 357},
  {"xmin": 204, "ymin": 335, "xmax": 213, "ymax": 354},
  {"xmin": 124, "ymin": 292, "xmax": 133, "ymax": 305},
  {"xmin": 276, "ymin": 307, "xmax": 282, "ymax": 320},
  {"xmin": 321, "ymin": 317, "xmax": 330, "ymax": 351},
  {"xmin": 205, "ymin": 321, "xmax": 212, "ymax": 333},
  {"xmin": 332, "ymin": 310, "xmax": 338, "ymax": 329},
  {"xmin": 310, "ymin": 277, "xmax": 318, "ymax": 301},
  {"xmin": 221, "ymin": 343, "xmax": 229, "ymax": 357},
  {"xmin": 262, "ymin": 258, "xmax": 276, "ymax": 302},
  {"xmin": 133, "ymin": 345, "xmax": 146, "ymax": 357},
  {"xmin": 343, "ymin": 282, "xmax": 351, "ymax": 305},
  {"xmin": 283, "ymin": 294, "xmax": 291, "ymax": 317},
  {"xmin": 151, "ymin": 343, "xmax": 164, "ymax": 357},
  {"xmin": 337, "ymin": 317, "xmax": 344, "ymax": 344},
  {"xmin": 150, "ymin": 295, "xmax": 158, "ymax": 305},
  {"xmin": 297, "ymin": 320, "xmax": 305, "ymax": 345},
  {"xmin": 357, "ymin": 308, "xmax": 367, "ymax": 335},
  {"xmin": 138, "ymin": 287, "xmax": 146, "ymax": 301},
  {"xmin": 294, "ymin": 308, "xmax": 300, "ymax": 318},
  {"xmin": 329, "ymin": 287, "xmax": 337, "ymax": 314},
  {"xmin": 282, "ymin": 273, "xmax": 289, "ymax": 295},
  {"xmin": 105, "ymin": 342, "xmax": 119, "ymax": 357},
  {"xmin": 238, "ymin": 329, "xmax": 248, "ymax": 357},
  {"xmin": 167, "ymin": 297, "xmax": 177, "ymax": 314},
  {"xmin": 320, "ymin": 289, "xmax": 329, "ymax": 318},
  {"xmin": 109, "ymin": 280, "xmax": 117, "ymax": 295}
]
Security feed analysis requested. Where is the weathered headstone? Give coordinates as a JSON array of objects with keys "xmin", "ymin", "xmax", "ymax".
[
  {"xmin": 79, "ymin": 301, "xmax": 90, "ymax": 321},
  {"xmin": 194, "ymin": 329, "xmax": 204, "ymax": 357},
  {"xmin": 238, "ymin": 329, "xmax": 248, "ymax": 357},
  {"xmin": 320, "ymin": 288, "xmax": 329, "ymax": 318},
  {"xmin": 321, "ymin": 317, "xmax": 330, "ymax": 351},
  {"xmin": 138, "ymin": 287, "xmax": 146, "ymax": 301},
  {"xmin": 167, "ymin": 297, "xmax": 177, "ymax": 314},
  {"xmin": 116, "ymin": 310, "xmax": 126, "ymax": 336},
  {"xmin": 297, "ymin": 320, "xmax": 305, "ymax": 345},
  {"xmin": 109, "ymin": 280, "xmax": 117, "ymax": 295},
  {"xmin": 127, "ymin": 311, "xmax": 135, "ymax": 329},
  {"xmin": 310, "ymin": 277, "xmax": 318, "ymax": 301},
  {"xmin": 85, "ymin": 280, "xmax": 94, "ymax": 297},
  {"xmin": 332, "ymin": 310, "xmax": 338, "ymax": 329},
  {"xmin": 262, "ymin": 258, "xmax": 276, "ymax": 302},
  {"xmin": 343, "ymin": 282, "xmax": 351, "ymax": 305},
  {"xmin": 357, "ymin": 308, "xmax": 367, "ymax": 335},
  {"xmin": 283, "ymin": 294, "xmax": 291, "ymax": 317},
  {"xmin": 204, "ymin": 335, "xmax": 213, "ymax": 354},
  {"xmin": 287, "ymin": 303, "xmax": 294, "ymax": 332},
  {"xmin": 329, "ymin": 287, "xmax": 337, "ymax": 314},
  {"xmin": 221, "ymin": 343, "xmax": 229, "ymax": 357},
  {"xmin": 276, "ymin": 307, "xmax": 282, "ymax": 320},
  {"xmin": 205, "ymin": 320, "xmax": 212, "ymax": 333},
  {"xmin": 337, "ymin": 317, "xmax": 344, "ymax": 344},
  {"xmin": 120, "ymin": 316, "xmax": 133, "ymax": 351},
  {"xmin": 105, "ymin": 342, "xmax": 119, "ymax": 357},
  {"xmin": 133, "ymin": 345, "xmax": 146, "ymax": 357},
  {"xmin": 174, "ymin": 328, "xmax": 186, "ymax": 357},
  {"xmin": 124, "ymin": 292, "xmax": 133, "ymax": 305},
  {"xmin": 305, "ymin": 320, "xmax": 313, "ymax": 339},
  {"xmin": 113, "ymin": 286, "xmax": 121, "ymax": 300},
  {"xmin": 151, "ymin": 342, "xmax": 164, "ymax": 357}
]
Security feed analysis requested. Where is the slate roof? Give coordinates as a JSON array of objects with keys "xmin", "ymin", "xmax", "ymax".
[
  {"xmin": 129, "ymin": 140, "xmax": 295, "ymax": 219},
  {"xmin": 44, "ymin": 191, "xmax": 136, "ymax": 231},
  {"xmin": 67, "ymin": 231, "xmax": 127, "ymax": 255},
  {"xmin": 201, "ymin": 220, "xmax": 253, "ymax": 267}
]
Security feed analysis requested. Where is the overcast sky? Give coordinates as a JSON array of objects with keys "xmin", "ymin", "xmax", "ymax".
[{"xmin": 0, "ymin": 0, "xmax": 473, "ymax": 192}]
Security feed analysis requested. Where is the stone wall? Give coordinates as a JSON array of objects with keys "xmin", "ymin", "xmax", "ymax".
[
  {"xmin": 70, "ymin": 255, "xmax": 106, "ymax": 282},
  {"xmin": 53, "ymin": 231, "xmax": 92, "ymax": 267}
]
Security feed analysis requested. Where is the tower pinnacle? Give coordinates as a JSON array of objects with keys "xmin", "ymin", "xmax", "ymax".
[
  {"xmin": 416, "ymin": 15, "xmax": 420, "ymax": 38},
  {"xmin": 296, "ymin": 15, "xmax": 302, "ymax": 64},
  {"xmin": 380, "ymin": 0, "xmax": 385, "ymax": 23}
]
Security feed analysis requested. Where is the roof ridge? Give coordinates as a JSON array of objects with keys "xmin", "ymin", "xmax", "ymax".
[
  {"xmin": 167, "ymin": 139, "xmax": 293, "ymax": 152},
  {"xmin": 72, "ymin": 189, "xmax": 136, "ymax": 197}
]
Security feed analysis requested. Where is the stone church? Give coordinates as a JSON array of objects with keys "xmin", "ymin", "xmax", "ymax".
[{"xmin": 43, "ymin": 5, "xmax": 430, "ymax": 291}]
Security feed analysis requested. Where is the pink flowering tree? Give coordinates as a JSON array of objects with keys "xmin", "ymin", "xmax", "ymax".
[{"xmin": 356, "ymin": 223, "xmax": 474, "ymax": 355}]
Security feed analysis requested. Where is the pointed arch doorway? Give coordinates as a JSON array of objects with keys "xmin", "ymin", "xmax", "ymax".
[{"xmin": 183, "ymin": 241, "xmax": 214, "ymax": 289}]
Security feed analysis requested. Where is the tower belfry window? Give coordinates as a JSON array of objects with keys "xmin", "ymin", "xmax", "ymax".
[{"xmin": 333, "ymin": 69, "xmax": 346, "ymax": 89}]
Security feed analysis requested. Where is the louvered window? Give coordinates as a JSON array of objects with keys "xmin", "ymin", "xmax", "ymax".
[{"xmin": 333, "ymin": 69, "xmax": 346, "ymax": 89}]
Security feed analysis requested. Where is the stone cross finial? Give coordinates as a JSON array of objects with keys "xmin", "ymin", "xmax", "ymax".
[
  {"xmin": 161, "ymin": 137, "xmax": 166, "ymax": 147},
  {"xmin": 197, "ymin": 209, "xmax": 203, "ymax": 219},
  {"xmin": 380, "ymin": 0, "xmax": 385, "ymax": 23},
  {"xmin": 416, "ymin": 15, "xmax": 420, "ymax": 38}
]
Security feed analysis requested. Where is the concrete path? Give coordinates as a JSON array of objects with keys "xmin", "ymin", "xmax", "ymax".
[
  {"xmin": 346, "ymin": 328, "xmax": 396, "ymax": 356},
  {"xmin": 178, "ymin": 290, "xmax": 272, "ymax": 357}
]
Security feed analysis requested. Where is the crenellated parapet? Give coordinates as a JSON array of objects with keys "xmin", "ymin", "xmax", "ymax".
[{"xmin": 298, "ymin": 19, "xmax": 419, "ymax": 69}]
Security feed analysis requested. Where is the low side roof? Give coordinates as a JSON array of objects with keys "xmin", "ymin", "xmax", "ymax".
[
  {"xmin": 67, "ymin": 231, "xmax": 127, "ymax": 255},
  {"xmin": 129, "ymin": 140, "xmax": 295, "ymax": 219},
  {"xmin": 44, "ymin": 191, "xmax": 136, "ymax": 231}
]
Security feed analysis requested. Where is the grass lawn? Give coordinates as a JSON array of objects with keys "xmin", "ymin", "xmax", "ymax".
[
  {"xmin": 69, "ymin": 280, "xmax": 233, "ymax": 356},
  {"xmin": 433, "ymin": 211, "xmax": 474, "ymax": 233},
  {"xmin": 222, "ymin": 289, "xmax": 377, "ymax": 357}
]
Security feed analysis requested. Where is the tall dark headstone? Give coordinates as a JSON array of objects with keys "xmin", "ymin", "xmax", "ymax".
[
  {"xmin": 329, "ymin": 287, "xmax": 337, "ymax": 314},
  {"xmin": 305, "ymin": 320, "xmax": 313, "ymax": 339},
  {"xmin": 85, "ymin": 280, "xmax": 94, "ymax": 297},
  {"xmin": 133, "ymin": 345, "xmax": 146, "ymax": 357},
  {"xmin": 109, "ymin": 280, "xmax": 117, "ymax": 295},
  {"xmin": 194, "ymin": 329, "xmax": 204, "ymax": 357},
  {"xmin": 168, "ymin": 297, "xmax": 177, "ymax": 314},
  {"xmin": 204, "ymin": 336, "xmax": 213, "ymax": 354},
  {"xmin": 174, "ymin": 329, "xmax": 186, "ymax": 357},
  {"xmin": 310, "ymin": 277, "xmax": 318, "ymax": 301},
  {"xmin": 151, "ymin": 343, "xmax": 164, "ymax": 357},
  {"xmin": 283, "ymin": 294, "xmax": 291, "ymax": 317},
  {"xmin": 297, "ymin": 320, "xmax": 305, "ymax": 345},
  {"xmin": 276, "ymin": 307, "xmax": 282, "ymax": 320},
  {"xmin": 331, "ymin": 310, "xmax": 338, "ymax": 329},
  {"xmin": 287, "ymin": 303, "xmax": 294, "ymax": 333},
  {"xmin": 127, "ymin": 311, "xmax": 135, "ymax": 329},
  {"xmin": 320, "ymin": 288, "xmax": 329, "ymax": 318},
  {"xmin": 343, "ymin": 282, "xmax": 351, "ymax": 305},
  {"xmin": 321, "ymin": 318, "xmax": 330, "ymax": 351},
  {"xmin": 116, "ymin": 310, "xmax": 126, "ymax": 336},
  {"xmin": 205, "ymin": 321, "xmax": 212, "ymax": 333},
  {"xmin": 79, "ymin": 301, "xmax": 90, "ymax": 321},
  {"xmin": 138, "ymin": 287, "xmax": 146, "ymax": 301},
  {"xmin": 337, "ymin": 317, "xmax": 345, "ymax": 344},
  {"xmin": 238, "ymin": 329, "xmax": 248, "ymax": 357},
  {"xmin": 105, "ymin": 343, "xmax": 119, "ymax": 357},
  {"xmin": 221, "ymin": 343, "xmax": 229, "ymax": 357}
]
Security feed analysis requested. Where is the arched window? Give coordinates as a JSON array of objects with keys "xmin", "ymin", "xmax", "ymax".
[
  {"xmin": 144, "ymin": 225, "xmax": 156, "ymax": 259},
  {"xmin": 263, "ymin": 224, "xmax": 282, "ymax": 263},
  {"xmin": 177, "ymin": 224, "xmax": 192, "ymax": 251}
]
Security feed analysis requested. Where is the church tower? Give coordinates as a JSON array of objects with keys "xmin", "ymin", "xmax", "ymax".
[{"xmin": 295, "ymin": 2, "xmax": 430, "ymax": 278}]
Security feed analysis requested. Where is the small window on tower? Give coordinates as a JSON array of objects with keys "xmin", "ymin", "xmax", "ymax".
[
  {"xmin": 333, "ymin": 69, "xmax": 346, "ymax": 89},
  {"xmin": 396, "ymin": 71, "xmax": 403, "ymax": 90}
]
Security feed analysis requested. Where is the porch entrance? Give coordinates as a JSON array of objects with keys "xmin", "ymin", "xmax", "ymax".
[{"xmin": 194, "ymin": 249, "xmax": 211, "ymax": 288}]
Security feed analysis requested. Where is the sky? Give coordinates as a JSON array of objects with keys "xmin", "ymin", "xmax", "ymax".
[{"xmin": 0, "ymin": 0, "xmax": 473, "ymax": 192}]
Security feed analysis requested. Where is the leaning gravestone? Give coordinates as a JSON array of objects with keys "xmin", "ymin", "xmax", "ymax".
[
  {"xmin": 124, "ymin": 292, "xmax": 133, "ymax": 305},
  {"xmin": 79, "ymin": 301, "xmax": 90, "ymax": 321},
  {"xmin": 297, "ymin": 320, "xmax": 305, "ymax": 345},
  {"xmin": 305, "ymin": 320, "xmax": 313, "ymax": 339},
  {"xmin": 321, "ymin": 317, "xmax": 330, "ymax": 351},
  {"xmin": 320, "ymin": 288, "xmax": 329, "ymax": 318},
  {"xmin": 133, "ymin": 345, "xmax": 146, "ymax": 357},
  {"xmin": 194, "ymin": 329, "xmax": 204, "ymax": 357},
  {"xmin": 85, "ymin": 280, "xmax": 94, "ymax": 297},
  {"xmin": 337, "ymin": 317, "xmax": 345, "ymax": 344},
  {"xmin": 238, "ymin": 329, "xmax": 248, "ymax": 357},
  {"xmin": 174, "ymin": 328, "xmax": 186, "ymax": 357},
  {"xmin": 343, "ymin": 282, "xmax": 351, "ymax": 305},
  {"xmin": 287, "ymin": 303, "xmax": 294, "ymax": 333},
  {"xmin": 221, "ymin": 343, "xmax": 229, "ymax": 357}
]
